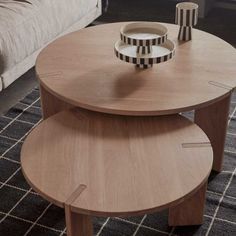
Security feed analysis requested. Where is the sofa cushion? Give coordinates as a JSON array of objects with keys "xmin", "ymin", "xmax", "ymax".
[
  {"xmin": 13, "ymin": 0, "xmax": 31, "ymax": 3},
  {"xmin": 0, "ymin": 0, "xmax": 98, "ymax": 77}
]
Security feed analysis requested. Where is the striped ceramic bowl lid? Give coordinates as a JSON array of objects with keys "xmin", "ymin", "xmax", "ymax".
[{"xmin": 120, "ymin": 22, "xmax": 168, "ymax": 47}]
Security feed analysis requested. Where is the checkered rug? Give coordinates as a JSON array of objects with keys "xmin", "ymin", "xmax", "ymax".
[{"xmin": 0, "ymin": 86, "xmax": 235, "ymax": 236}]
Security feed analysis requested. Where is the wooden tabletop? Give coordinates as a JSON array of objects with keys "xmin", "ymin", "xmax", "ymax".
[
  {"xmin": 36, "ymin": 22, "xmax": 236, "ymax": 116},
  {"xmin": 21, "ymin": 108, "xmax": 213, "ymax": 216}
]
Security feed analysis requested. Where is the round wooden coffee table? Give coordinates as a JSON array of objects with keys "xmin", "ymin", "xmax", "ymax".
[
  {"xmin": 36, "ymin": 22, "xmax": 236, "ymax": 172},
  {"xmin": 21, "ymin": 108, "xmax": 213, "ymax": 236}
]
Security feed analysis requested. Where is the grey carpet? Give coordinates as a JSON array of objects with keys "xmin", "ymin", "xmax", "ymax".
[{"xmin": 0, "ymin": 84, "xmax": 235, "ymax": 235}]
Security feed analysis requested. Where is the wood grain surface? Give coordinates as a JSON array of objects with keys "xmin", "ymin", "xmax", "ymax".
[
  {"xmin": 195, "ymin": 93, "xmax": 231, "ymax": 172},
  {"xmin": 36, "ymin": 22, "xmax": 236, "ymax": 116},
  {"xmin": 21, "ymin": 108, "xmax": 213, "ymax": 217},
  {"xmin": 169, "ymin": 181, "xmax": 207, "ymax": 226},
  {"xmin": 40, "ymin": 84, "xmax": 73, "ymax": 119}
]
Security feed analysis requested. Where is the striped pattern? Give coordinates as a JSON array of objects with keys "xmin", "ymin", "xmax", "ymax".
[
  {"xmin": 175, "ymin": 4, "xmax": 198, "ymax": 26},
  {"xmin": 120, "ymin": 32, "xmax": 167, "ymax": 46},
  {"xmin": 136, "ymin": 46, "xmax": 152, "ymax": 55},
  {"xmin": 114, "ymin": 42, "xmax": 175, "ymax": 68},
  {"xmin": 178, "ymin": 26, "xmax": 192, "ymax": 41}
]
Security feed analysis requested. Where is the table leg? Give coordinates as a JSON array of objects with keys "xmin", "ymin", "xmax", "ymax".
[
  {"xmin": 194, "ymin": 93, "xmax": 231, "ymax": 172},
  {"xmin": 65, "ymin": 207, "xmax": 93, "ymax": 236},
  {"xmin": 40, "ymin": 84, "xmax": 73, "ymax": 119},
  {"xmin": 168, "ymin": 181, "xmax": 207, "ymax": 226}
]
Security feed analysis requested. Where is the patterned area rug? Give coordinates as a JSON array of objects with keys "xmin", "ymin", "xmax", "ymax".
[{"xmin": 0, "ymin": 86, "xmax": 236, "ymax": 236}]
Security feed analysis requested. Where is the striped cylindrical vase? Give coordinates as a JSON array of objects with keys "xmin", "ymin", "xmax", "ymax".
[{"xmin": 175, "ymin": 2, "xmax": 198, "ymax": 41}]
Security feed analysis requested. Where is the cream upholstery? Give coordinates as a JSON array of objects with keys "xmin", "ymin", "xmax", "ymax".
[{"xmin": 0, "ymin": 0, "xmax": 101, "ymax": 90}]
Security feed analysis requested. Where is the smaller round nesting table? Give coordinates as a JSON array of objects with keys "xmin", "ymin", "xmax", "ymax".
[{"xmin": 21, "ymin": 108, "xmax": 213, "ymax": 236}]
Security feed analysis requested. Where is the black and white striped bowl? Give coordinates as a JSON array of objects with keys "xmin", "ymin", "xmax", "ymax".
[
  {"xmin": 114, "ymin": 39, "xmax": 175, "ymax": 68},
  {"xmin": 120, "ymin": 22, "xmax": 168, "ymax": 47}
]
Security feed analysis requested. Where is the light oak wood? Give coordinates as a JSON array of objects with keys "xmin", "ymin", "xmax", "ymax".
[
  {"xmin": 36, "ymin": 22, "xmax": 236, "ymax": 116},
  {"xmin": 21, "ymin": 108, "xmax": 213, "ymax": 218},
  {"xmin": 40, "ymin": 83, "xmax": 73, "ymax": 119},
  {"xmin": 195, "ymin": 92, "xmax": 231, "ymax": 172},
  {"xmin": 65, "ymin": 184, "xmax": 92, "ymax": 236},
  {"xmin": 65, "ymin": 209, "xmax": 93, "ymax": 236},
  {"xmin": 169, "ymin": 181, "xmax": 207, "ymax": 226}
]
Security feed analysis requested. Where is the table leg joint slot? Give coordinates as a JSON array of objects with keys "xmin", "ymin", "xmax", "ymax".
[
  {"xmin": 208, "ymin": 81, "xmax": 234, "ymax": 91},
  {"xmin": 182, "ymin": 142, "xmax": 211, "ymax": 148}
]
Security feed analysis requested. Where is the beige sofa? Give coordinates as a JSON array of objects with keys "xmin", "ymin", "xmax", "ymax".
[{"xmin": 0, "ymin": 0, "xmax": 102, "ymax": 91}]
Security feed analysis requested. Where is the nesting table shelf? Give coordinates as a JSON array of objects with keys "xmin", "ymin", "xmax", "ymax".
[
  {"xmin": 20, "ymin": 21, "xmax": 236, "ymax": 236},
  {"xmin": 21, "ymin": 108, "xmax": 213, "ymax": 235}
]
